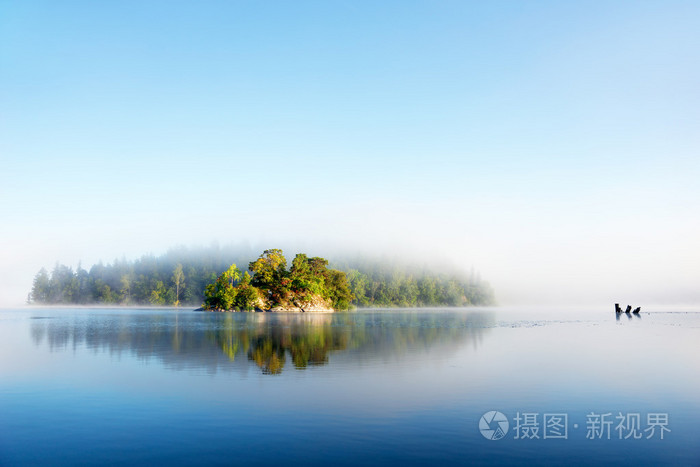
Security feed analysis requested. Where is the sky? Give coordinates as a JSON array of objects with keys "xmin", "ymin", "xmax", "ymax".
[{"xmin": 1, "ymin": 1, "xmax": 699, "ymax": 307}]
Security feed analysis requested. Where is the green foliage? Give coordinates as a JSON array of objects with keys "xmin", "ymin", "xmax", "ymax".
[
  {"xmin": 149, "ymin": 280, "xmax": 167, "ymax": 305},
  {"xmin": 325, "ymin": 269, "xmax": 354, "ymax": 310},
  {"xmin": 120, "ymin": 273, "xmax": 133, "ymax": 305},
  {"xmin": 222, "ymin": 264, "xmax": 241, "ymax": 286},
  {"xmin": 332, "ymin": 258, "xmax": 495, "ymax": 307},
  {"xmin": 35, "ymin": 263, "xmax": 80, "ymax": 303},
  {"xmin": 28, "ymin": 245, "xmax": 495, "ymax": 308},
  {"xmin": 249, "ymin": 249, "xmax": 289, "ymax": 305},
  {"xmin": 234, "ymin": 283, "xmax": 259, "ymax": 311},
  {"xmin": 172, "ymin": 263, "xmax": 185, "ymax": 306},
  {"xmin": 203, "ymin": 250, "xmax": 354, "ymax": 311},
  {"xmin": 289, "ymin": 254, "xmax": 326, "ymax": 301},
  {"xmin": 28, "ymin": 245, "xmax": 256, "ymax": 306},
  {"xmin": 31, "ymin": 268, "xmax": 50, "ymax": 303},
  {"xmin": 203, "ymin": 277, "xmax": 236, "ymax": 310}
]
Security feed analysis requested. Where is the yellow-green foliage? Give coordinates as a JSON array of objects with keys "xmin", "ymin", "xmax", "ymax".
[{"xmin": 203, "ymin": 250, "xmax": 353, "ymax": 311}]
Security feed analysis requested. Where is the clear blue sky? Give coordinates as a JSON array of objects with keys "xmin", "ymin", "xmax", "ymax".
[{"xmin": 1, "ymin": 1, "xmax": 699, "ymax": 306}]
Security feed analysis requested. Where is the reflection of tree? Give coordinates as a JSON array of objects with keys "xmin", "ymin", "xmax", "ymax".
[
  {"xmin": 209, "ymin": 314, "xmax": 247, "ymax": 362},
  {"xmin": 30, "ymin": 311, "xmax": 495, "ymax": 375},
  {"xmin": 248, "ymin": 336, "xmax": 286, "ymax": 374},
  {"xmin": 208, "ymin": 314, "xmax": 349, "ymax": 374}
]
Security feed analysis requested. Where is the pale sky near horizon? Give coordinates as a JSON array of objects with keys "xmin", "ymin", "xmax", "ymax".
[{"xmin": 1, "ymin": 1, "xmax": 699, "ymax": 307}]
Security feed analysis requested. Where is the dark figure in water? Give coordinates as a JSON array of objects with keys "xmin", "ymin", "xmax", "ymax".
[
  {"xmin": 615, "ymin": 303, "xmax": 622, "ymax": 314},
  {"xmin": 625, "ymin": 305, "xmax": 632, "ymax": 314},
  {"xmin": 632, "ymin": 307, "xmax": 641, "ymax": 314}
]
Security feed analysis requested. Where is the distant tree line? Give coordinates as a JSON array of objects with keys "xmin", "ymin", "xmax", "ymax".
[
  {"xmin": 28, "ymin": 245, "xmax": 495, "ymax": 308},
  {"xmin": 336, "ymin": 257, "xmax": 494, "ymax": 307},
  {"xmin": 29, "ymin": 245, "xmax": 251, "ymax": 307}
]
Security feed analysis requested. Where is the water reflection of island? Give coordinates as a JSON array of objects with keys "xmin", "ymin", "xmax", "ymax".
[{"xmin": 30, "ymin": 311, "xmax": 495, "ymax": 374}]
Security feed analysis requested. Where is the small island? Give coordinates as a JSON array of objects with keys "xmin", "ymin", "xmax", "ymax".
[
  {"xmin": 203, "ymin": 249, "xmax": 353, "ymax": 312},
  {"xmin": 28, "ymin": 245, "xmax": 495, "ymax": 308}
]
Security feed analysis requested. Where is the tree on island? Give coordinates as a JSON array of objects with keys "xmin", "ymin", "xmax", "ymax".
[
  {"xmin": 172, "ymin": 263, "xmax": 185, "ymax": 306},
  {"xmin": 249, "ymin": 249, "xmax": 289, "ymax": 305},
  {"xmin": 31, "ymin": 267, "xmax": 51, "ymax": 303},
  {"xmin": 203, "ymin": 249, "xmax": 354, "ymax": 312},
  {"xmin": 202, "ymin": 264, "xmax": 258, "ymax": 311}
]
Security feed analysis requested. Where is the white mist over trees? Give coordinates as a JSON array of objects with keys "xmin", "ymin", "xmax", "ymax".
[{"xmin": 28, "ymin": 245, "xmax": 495, "ymax": 308}]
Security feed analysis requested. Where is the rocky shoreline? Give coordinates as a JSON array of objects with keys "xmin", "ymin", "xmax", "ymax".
[
  {"xmin": 196, "ymin": 306, "xmax": 334, "ymax": 313},
  {"xmin": 197, "ymin": 295, "xmax": 336, "ymax": 313}
]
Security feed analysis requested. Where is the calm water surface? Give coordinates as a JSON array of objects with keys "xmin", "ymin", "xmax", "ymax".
[{"xmin": 0, "ymin": 307, "xmax": 698, "ymax": 466}]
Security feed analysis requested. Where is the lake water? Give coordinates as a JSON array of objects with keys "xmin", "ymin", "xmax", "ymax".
[{"xmin": 0, "ymin": 307, "xmax": 698, "ymax": 466}]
